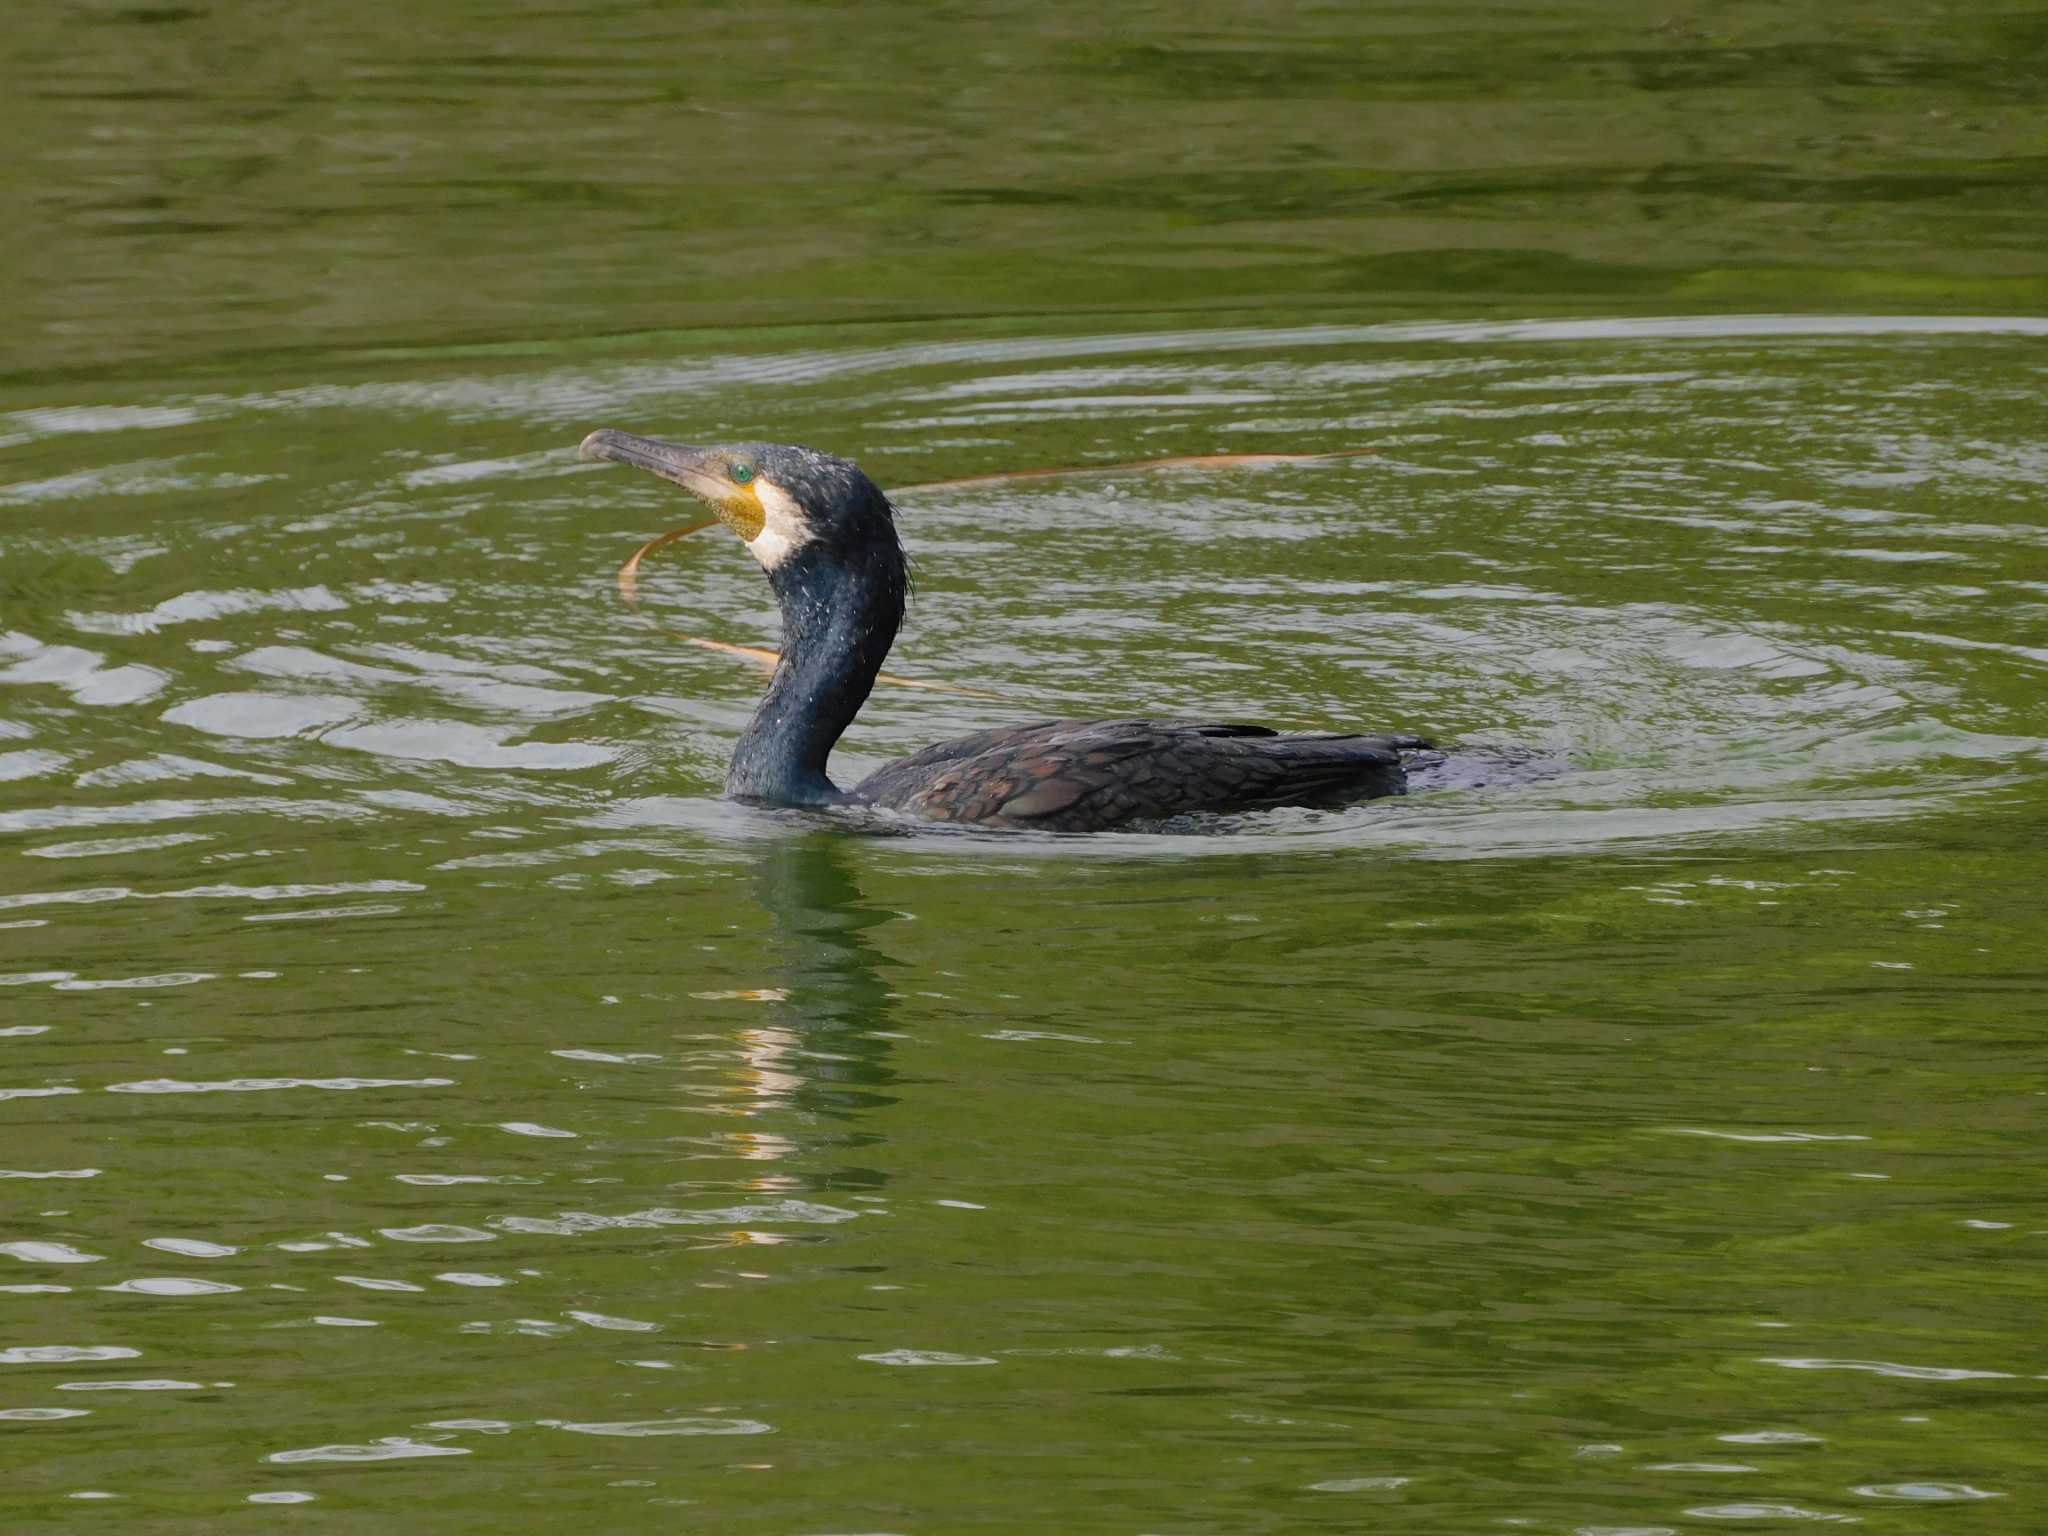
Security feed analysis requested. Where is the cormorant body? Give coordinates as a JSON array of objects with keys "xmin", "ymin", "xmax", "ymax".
[{"xmin": 580, "ymin": 430, "xmax": 1424, "ymax": 833}]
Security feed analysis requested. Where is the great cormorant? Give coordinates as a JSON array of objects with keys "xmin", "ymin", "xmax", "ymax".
[{"xmin": 580, "ymin": 430, "xmax": 1425, "ymax": 832}]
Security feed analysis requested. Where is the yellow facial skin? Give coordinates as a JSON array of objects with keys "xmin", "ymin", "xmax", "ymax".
[{"xmin": 708, "ymin": 481, "xmax": 765, "ymax": 542}]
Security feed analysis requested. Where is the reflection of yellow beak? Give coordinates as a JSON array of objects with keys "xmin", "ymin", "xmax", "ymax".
[{"xmin": 579, "ymin": 429, "xmax": 765, "ymax": 541}]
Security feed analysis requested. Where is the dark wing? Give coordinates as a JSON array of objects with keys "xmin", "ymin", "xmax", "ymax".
[{"xmin": 852, "ymin": 718, "xmax": 1415, "ymax": 831}]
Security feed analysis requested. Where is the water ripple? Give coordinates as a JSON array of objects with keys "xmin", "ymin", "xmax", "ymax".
[
  {"xmin": 547, "ymin": 1416, "xmax": 772, "ymax": 1436},
  {"xmin": 1759, "ymin": 1357, "xmax": 2015, "ymax": 1382},
  {"xmin": 0, "ymin": 1169, "xmax": 101, "ymax": 1180},
  {"xmin": 1, "ymin": 1242, "xmax": 103, "ymax": 1264},
  {"xmin": 1685, "ymin": 1505, "xmax": 1858, "ymax": 1524},
  {"xmin": 104, "ymin": 1076, "xmax": 455, "ymax": 1095},
  {"xmin": 0, "ymin": 1345, "xmax": 138, "ymax": 1364},
  {"xmin": 268, "ymin": 1438, "xmax": 469, "ymax": 1464},
  {"xmin": 859, "ymin": 1349, "xmax": 998, "ymax": 1367},
  {"xmin": 1852, "ymin": 1483, "xmax": 2001, "ymax": 1501},
  {"xmin": 100, "ymin": 1277, "xmax": 241, "ymax": 1296}
]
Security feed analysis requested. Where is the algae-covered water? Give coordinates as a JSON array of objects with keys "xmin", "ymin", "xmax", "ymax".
[{"xmin": 3, "ymin": 5, "xmax": 2046, "ymax": 1532}]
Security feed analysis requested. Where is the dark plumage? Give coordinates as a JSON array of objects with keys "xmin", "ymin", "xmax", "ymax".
[
  {"xmin": 855, "ymin": 719, "xmax": 1411, "ymax": 830},
  {"xmin": 579, "ymin": 430, "xmax": 1424, "ymax": 833}
]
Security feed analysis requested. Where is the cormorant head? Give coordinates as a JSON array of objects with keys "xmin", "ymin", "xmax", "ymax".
[{"xmin": 578, "ymin": 430, "xmax": 900, "ymax": 578}]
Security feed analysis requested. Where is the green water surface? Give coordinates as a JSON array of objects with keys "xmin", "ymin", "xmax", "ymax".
[{"xmin": 3, "ymin": 5, "xmax": 2047, "ymax": 1533}]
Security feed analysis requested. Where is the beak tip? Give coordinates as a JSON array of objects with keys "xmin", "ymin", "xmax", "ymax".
[{"xmin": 578, "ymin": 429, "xmax": 614, "ymax": 463}]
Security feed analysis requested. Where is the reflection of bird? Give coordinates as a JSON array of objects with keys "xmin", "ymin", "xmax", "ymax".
[
  {"xmin": 752, "ymin": 835, "xmax": 899, "ymax": 1125},
  {"xmin": 581, "ymin": 431, "xmax": 1425, "ymax": 832}
]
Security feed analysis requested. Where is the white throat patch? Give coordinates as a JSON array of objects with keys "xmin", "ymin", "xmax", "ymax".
[{"xmin": 747, "ymin": 478, "xmax": 814, "ymax": 572}]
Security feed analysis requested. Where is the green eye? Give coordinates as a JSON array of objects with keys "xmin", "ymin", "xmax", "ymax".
[{"xmin": 730, "ymin": 463, "xmax": 756, "ymax": 486}]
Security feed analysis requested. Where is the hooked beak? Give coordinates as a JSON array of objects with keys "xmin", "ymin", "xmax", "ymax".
[{"xmin": 579, "ymin": 429, "xmax": 764, "ymax": 540}]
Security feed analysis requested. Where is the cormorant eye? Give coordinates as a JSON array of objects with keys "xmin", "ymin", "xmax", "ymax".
[{"xmin": 730, "ymin": 463, "xmax": 756, "ymax": 486}]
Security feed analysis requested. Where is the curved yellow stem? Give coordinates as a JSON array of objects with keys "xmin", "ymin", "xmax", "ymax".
[
  {"xmin": 892, "ymin": 446, "xmax": 1376, "ymax": 495},
  {"xmin": 614, "ymin": 448, "xmax": 1372, "ymax": 698}
]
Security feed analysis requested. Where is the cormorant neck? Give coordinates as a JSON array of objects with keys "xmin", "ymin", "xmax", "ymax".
[{"xmin": 726, "ymin": 538, "xmax": 906, "ymax": 807}]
